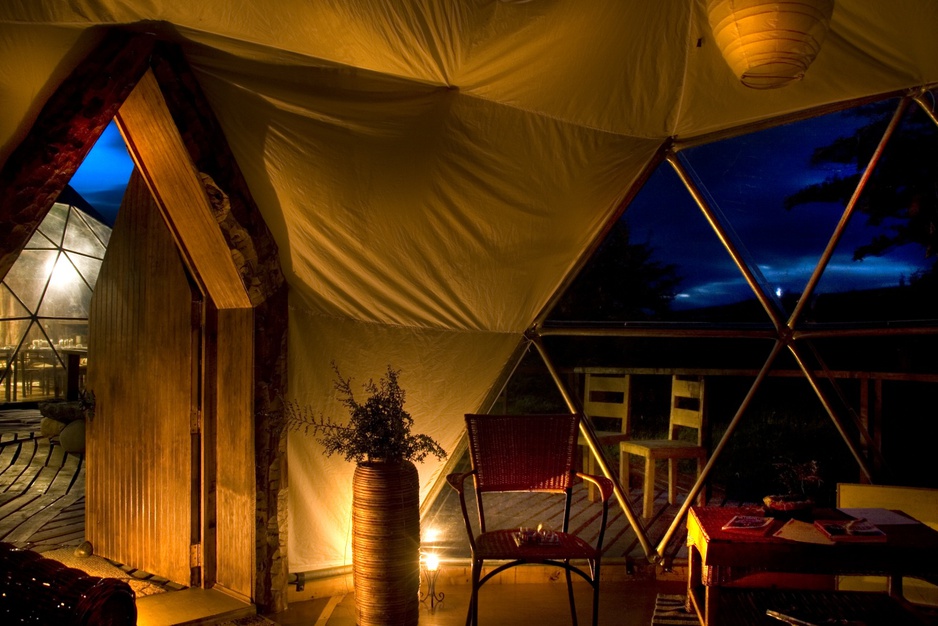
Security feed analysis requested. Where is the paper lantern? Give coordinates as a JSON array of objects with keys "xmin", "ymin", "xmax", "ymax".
[{"xmin": 707, "ymin": 0, "xmax": 835, "ymax": 89}]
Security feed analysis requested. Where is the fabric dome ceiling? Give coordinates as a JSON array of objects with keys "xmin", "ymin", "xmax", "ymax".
[{"xmin": 2, "ymin": 0, "xmax": 937, "ymax": 572}]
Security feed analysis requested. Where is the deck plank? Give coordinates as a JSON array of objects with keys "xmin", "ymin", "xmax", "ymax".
[
  {"xmin": 424, "ymin": 467, "xmax": 707, "ymax": 567},
  {"xmin": 0, "ymin": 410, "xmax": 85, "ymax": 549},
  {"xmin": 0, "ymin": 438, "xmax": 44, "ymax": 491},
  {"xmin": 3, "ymin": 491, "xmax": 84, "ymax": 543}
]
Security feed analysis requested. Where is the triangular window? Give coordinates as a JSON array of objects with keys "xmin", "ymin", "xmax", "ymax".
[{"xmin": 1, "ymin": 120, "xmax": 127, "ymax": 402}]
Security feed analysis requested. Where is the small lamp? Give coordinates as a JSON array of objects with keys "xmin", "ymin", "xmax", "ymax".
[
  {"xmin": 419, "ymin": 527, "xmax": 444, "ymax": 612},
  {"xmin": 419, "ymin": 550, "xmax": 444, "ymax": 613},
  {"xmin": 707, "ymin": 0, "xmax": 835, "ymax": 89}
]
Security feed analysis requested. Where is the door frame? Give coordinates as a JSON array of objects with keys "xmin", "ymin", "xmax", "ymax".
[{"xmin": 0, "ymin": 31, "xmax": 289, "ymax": 612}]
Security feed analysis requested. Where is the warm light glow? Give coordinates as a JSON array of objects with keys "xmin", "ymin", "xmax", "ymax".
[
  {"xmin": 707, "ymin": 0, "xmax": 835, "ymax": 89},
  {"xmin": 422, "ymin": 527, "xmax": 442, "ymax": 543},
  {"xmin": 48, "ymin": 253, "xmax": 73, "ymax": 290},
  {"xmin": 424, "ymin": 552, "xmax": 440, "ymax": 572}
]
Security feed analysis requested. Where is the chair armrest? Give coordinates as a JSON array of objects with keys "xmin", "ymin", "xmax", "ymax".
[
  {"xmin": 446, "ymin": 470, "xmax": 474, "ymax": 494},
  {"xmin": 447, "ymin": 470, "xmax": 478, "ymax": 553},
  {"xmin": 577, "ymin": 472, "xmax": 614, "ymax": 503},
  {"xmin": 576, "ymin": 472, "xmax": 613, "ymax": 553}
]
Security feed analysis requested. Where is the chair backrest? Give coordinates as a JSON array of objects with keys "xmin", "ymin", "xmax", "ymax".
[
  {"xmin": 583, "ymin": 372, "xmax": 630, "ymax": 435},
  {"xmin": 837, "ymin": 483, "xmax": 938, "ymax": 532},
  {"xmin": 465, "ymin": 413, "xmax": 580, "ymax": 494},
  {"xmin": 669, "ymin": 375, "xmax": 706, "ymax": 443},
  {"xmin": 836, "ymin": 483, "xmax": 938, "ymax": 605}
]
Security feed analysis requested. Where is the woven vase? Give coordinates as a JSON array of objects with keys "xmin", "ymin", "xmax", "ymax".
[{"xmin": 352, "ymin": 460, "xmax": 420, "ymax": 626}]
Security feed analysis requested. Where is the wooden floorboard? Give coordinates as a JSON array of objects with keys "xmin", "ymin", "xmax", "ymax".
[
  {"xmin": 0, "ymin": 409, "xmax": 86, "ymax": 550},
  {"xmin": 423, "ymin": 455, "xmax": 753, "ymax": 569},
  {"xmin": 0, "ymin": 408, "xmax": 749, "ymax": 582}
]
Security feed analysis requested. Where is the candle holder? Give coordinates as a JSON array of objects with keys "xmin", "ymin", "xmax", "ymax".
[{"xmin": 419, "ymin": 551, "xmax": 444, "ymax": 613}]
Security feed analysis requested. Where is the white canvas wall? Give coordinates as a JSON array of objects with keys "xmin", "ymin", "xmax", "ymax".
[{"xmin": 2, "ymin": 0, "xmax": 937, "ymax": 572}]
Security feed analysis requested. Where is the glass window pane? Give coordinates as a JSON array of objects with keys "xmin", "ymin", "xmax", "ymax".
[
  {"xmin": 680, "ymin": 101, "xmax": 898, "ymax": 318},
  {"xmin": 41, "ymin": 319, "xmax": 89, "ymax": 351},
  {"xmin": 86, "ymin": 214, "xmax": 112, "ymax": 247},
  {"xmin": 808, "ymin": 103, "xmax": 938, "ymax": 323},
  {"xmin": 63, "ymin": 208, "xmax": 107, "ymax": 257},
  {"xmin": 37, "ymin": 202, "xmax": 69, "ymax": 246},
  {"xmin": 549, "ymin": 165, "xmax": 768, "ymax": 324},
  {"xmin": 3, "ymin": 249, "xmax": 56, "ymax": 312},
  {"xmin": 37, "ymin": 255, "xmax": 92, "ymax": 319},
  {"xmin": 24, "ymin": 229, "xmax": 56, "ymax": 249},
  {"xmin": 0, "ymin": 318, "xmax": 30, "ymax": 352},
  {"xmin": 67, "ymin": 119, "xmax": 132, "ymax": 229},
  {"xmin": 0, "ymin": 283, "xmax": 30, "ymax": 320},
  {"xmin": 66, "ymin": 252, "xmax": 102, "ymax": 289}
]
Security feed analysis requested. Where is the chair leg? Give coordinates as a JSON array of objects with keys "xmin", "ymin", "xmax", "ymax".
[
  {"xmin": 643, "ymin": 456, "xmax": 655, "ymax": 519},
  {"xmin": 467, "ymin": 559, "xmax": 481, "ymax": 626},
  {"xmin": 697, "ymin": 456, "xmax": 707, "ymax": 506},
  {"xmin": 591, "ymin": 562, "xmax": 600, "ymax": 626},
  {"xmin": 668, "ymin": 458, "xmax": 677, "ymax": 505},
  {"xmin": 565, "ymin": 565, "xmax": 578, "ymax": 626}
]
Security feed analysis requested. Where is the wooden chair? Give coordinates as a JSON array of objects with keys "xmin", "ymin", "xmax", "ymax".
[
  {"xmin": 448, "ymin": 414, "xmax": 613, "ymax": 626},
  {"xmin": 619, "ymin": 375, "xmax": 708, "ymax": 519},
  {"xmin": 579, "ymin": 372, "xmax": 631, "ymax": 501}
]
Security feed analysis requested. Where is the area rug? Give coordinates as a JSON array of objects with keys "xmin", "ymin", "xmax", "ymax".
[
  {"xmin": 214, "ymin": 616, "xmax": 279, "ymax": 625},
  {"xmin": 651, "ymin": 594, "xmax": 699, "ymax": 625}
]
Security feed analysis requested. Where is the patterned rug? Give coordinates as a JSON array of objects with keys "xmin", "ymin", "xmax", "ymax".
[
  {"xmin": 651, "ymin": 594, "xmax": 699, "ymax": 625},
  {"xmin": 215, "ymin": 616, "xmax": 279, "ymax": 625}
]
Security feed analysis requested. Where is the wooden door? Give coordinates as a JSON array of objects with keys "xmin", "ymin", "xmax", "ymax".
[{"xmin": 86, "ymin": 170, "xmax": 201, "ymax": 587}]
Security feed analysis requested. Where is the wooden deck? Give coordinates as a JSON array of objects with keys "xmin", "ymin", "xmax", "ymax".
[
  {"xmin": 423, "ymin": 454, "xmax": 746, "ymax": 572},
  {"xmin": 1, "ymin": 407, "xmax": 724, "ymax": 574},
  {"xmin": 0, "ymin": 409, "xmax": 86, "ymax": 550},
  {"xmin": 0, "ymin": 408, "xmax": 190, "ymax": 600}
]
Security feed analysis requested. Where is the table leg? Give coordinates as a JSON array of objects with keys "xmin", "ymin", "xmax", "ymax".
[
  {"xmin": 643, "ymin": 456, "xmax": 655, "ymax": 518},
  {"xmin": 704, "ymin": 586, "xmax": 719, "ymax": 626},
  {"xmin": 686, "ymin": 544, "xmax": 709, "ymax": 623},
  {"xmin": 686, "ymin": 546, "xmax": 699, "ymax": 613},
  {"xmin": 887, "ymin": 574, "xmax": 903, "ymax": 598}
]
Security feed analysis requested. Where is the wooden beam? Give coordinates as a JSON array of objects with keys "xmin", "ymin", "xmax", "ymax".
[
  {"xmin": 116, "ymin": 69, "xmax": 252, "ymax": 310},
  {"xmin": 148, "ymin": 45, "xmax": 288, "ymax": 612},
  {"xmin": 151, "ymin": 43, "xmax": 288, "ymax": 612},
  {"xmin": 150, "ymin": 44, "xmax": 285, "ymax": 306}
]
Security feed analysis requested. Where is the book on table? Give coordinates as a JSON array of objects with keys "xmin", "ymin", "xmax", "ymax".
[
  {"xmin": 721, "ymin": 514, "xmax": 774, "ymax": 532},
  {"xmin": 813, "ymin": 518, "xmax": 886, "ymax": 542}
]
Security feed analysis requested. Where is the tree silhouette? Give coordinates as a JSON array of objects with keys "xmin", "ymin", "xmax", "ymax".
[
  {"xmin": 550, "ymin": 218, "xmax": 682, "ymax": 321},
  {"xmin": 785, "ymin": 100, "xmax": 938, "ymax": 264}
]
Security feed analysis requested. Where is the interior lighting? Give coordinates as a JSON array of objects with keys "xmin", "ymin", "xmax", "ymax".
[{"xmin": 707, "ymin": 0, "xmax": 835, "ymax": 89}]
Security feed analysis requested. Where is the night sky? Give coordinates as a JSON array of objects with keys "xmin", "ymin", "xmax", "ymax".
[
  {"xmin": 627, "ymin": 107, "xmax": 929, "ymax": 311},
  {"xmin": 68, "ymin": 112, "xmax": 930, "ymax": 313},
  {"xmin": 68, "ymin": 121, "xmax": 133, "ymax": 228}
]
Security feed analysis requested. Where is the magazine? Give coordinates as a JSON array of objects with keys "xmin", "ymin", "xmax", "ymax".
[
  {"xmin": 813, "ymin": 518, "xmax": 886, "ymax": 542},
  {"xmin": 721, "ymin": 514, "xmax": 774, "ymax": 532}
]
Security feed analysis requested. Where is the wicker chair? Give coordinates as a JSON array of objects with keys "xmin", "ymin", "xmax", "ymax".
[{"xmin": 447, "ymin": 413, "xmax": 614, "ymax": 626}]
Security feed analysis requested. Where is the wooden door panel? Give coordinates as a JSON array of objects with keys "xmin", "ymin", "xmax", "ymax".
[{"xmin": 86, "ymin": 169, "xmax": 197, "ymax": 586}]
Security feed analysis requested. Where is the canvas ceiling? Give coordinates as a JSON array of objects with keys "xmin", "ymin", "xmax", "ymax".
[{"xmin": 1, "ymin": 0, "xmax": 936, "ymax": 572}]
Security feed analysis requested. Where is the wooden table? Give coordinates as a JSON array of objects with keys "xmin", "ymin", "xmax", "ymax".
[{"xmin": 686, "ymin": 506, "xmax": 938, "ymax": 625}]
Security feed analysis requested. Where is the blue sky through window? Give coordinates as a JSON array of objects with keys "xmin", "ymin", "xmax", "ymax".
[
  {"xmin": 68, "ymin": 120, "xmax": 133, "ymax": 227},
  {"xmin": 615, "ymin": 101, "xmax": 936, "ymax": 322},
  {"xmin": 69, "ymin": 107, "xmax": 937, "ymax": 324}
]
